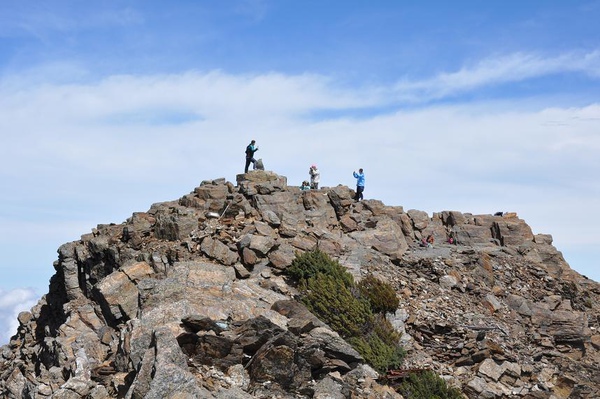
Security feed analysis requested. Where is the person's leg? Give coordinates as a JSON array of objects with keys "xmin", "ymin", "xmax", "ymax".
[
  {"xmin": 245, "ymin": 158, "xmax": 252, "ymax": 173},
  {"xmin": 251, "ymin": 157, "xmax": 256, "ymax": 170},
  {"xmin": 357, "ymin": 186, "xmax": 364, "ymax": 200}
]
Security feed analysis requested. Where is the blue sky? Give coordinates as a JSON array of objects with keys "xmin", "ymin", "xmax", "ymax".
[{"xmin": 1, "ymin": 1, "xmax": 599, "ymax": 343}]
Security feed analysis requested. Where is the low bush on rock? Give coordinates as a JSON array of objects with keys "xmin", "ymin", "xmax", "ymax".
[
  {"xmin": 287, "ymin": 248, "xmax": 354, "ymax": 288},
  {"xmin": 358, "ymin": 274, "xmax": 400, "ymax": 314},
  {"xmin": 286, "ymin": 249, "xmax": 404, "ymax": 373},
  {"xmin": 396, "ymin": 370, "xmax": 463, "ymax": 399},
  {"xmin": 355, "ymin": 321, "xmax": 406, "ymax": 373},
  {"xmin": 301, "ymin": 273, "xmax": 373, "ymax": 338},
  {"xmin": 287, "ymin": 250, "xmax": 462, "ymax": 397}
]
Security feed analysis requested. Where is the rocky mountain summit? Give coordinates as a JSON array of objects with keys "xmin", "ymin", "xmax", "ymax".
[{"xmin": 1, "ymin": 171, "xmax": 599, "ymax": 399}]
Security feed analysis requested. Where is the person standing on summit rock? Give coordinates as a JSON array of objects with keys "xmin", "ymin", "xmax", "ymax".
[
  {"xmin": 244, "ymin": 140, "xmax": 259, "ymax": 173},
  {"xmin": 309, "ymin": 164, "xmax": 320, "ymax": 189},
  {"xmin": 353, "ymin": 168, "xmax": 365, "ymax": 201}
]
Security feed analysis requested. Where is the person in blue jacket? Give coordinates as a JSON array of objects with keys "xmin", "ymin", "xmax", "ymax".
[
  {"xmin": 244, "ymin": 140, "xmax": 259, "ymax": 173},
  {"xmin": 353, "ymin": 168, "xmax": 365, "ymax": 201}
]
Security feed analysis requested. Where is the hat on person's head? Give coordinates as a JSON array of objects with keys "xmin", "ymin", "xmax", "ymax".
[{"xmin": 311, "ymin": 164, "xmax": 317, "ymax": 168}]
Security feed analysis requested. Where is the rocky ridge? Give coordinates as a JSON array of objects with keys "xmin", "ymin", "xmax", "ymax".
[{"xmin": 1, "ymin": 171, "xmax": 599, "ymax": 398}]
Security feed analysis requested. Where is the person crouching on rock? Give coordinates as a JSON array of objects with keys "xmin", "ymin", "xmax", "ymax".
[{"xmin": 426, "ymin": 234, "xmax": 434, "ymax": 248}]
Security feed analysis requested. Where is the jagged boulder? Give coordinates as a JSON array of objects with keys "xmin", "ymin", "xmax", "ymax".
[
  {"xmin": 237, "ymin": 170, "xmax": 287, "ymax": 196},
  {"xmin": 95, "ymin": 261, "xmax": 154, "ymax": 322}
]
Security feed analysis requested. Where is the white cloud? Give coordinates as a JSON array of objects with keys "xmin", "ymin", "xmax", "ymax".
[
  {"xmin": 0, "ymin": 288, "xmax": 38, "ymax": 345},
  {"xmin": 393, "ymin": 50, "xmax": 600, "ymax": 101},
  {"xmin": 0, "ymin": 71, "xmax": 374, "ymax": 125}
]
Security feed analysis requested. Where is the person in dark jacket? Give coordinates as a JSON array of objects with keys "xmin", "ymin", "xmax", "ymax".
[{"xmin": 244, "ymin": 140, "xmax": 259, "ymax": 173}]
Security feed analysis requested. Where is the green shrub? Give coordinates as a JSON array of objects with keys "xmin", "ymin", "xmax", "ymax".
[
  {"xmin": 287, "ymin": 250, "xmax": 405, "ymax": 374},
  {"xmin": 286, "ymin": 249, "xmax": 353, "ymax": 288},
  {"xmin": 348, "ymin": 333, "xmax": 405, "ymax": 373},
  {"xmin": 357, "ymin": 274, "xmax": 399, "ymax": 314},
  {"xmin": 371, "ymin": 314, "xmax": 401, "ymax": 346},
  {"xmin": 397, "ymin": 370, "xmax": 463, "ymax": 399},
  {"xmin": 287, "ymin": 250, "xmax": 460, "ymax": 393},
  {"xmin": 301, "ymin": 273, "xmax": 373, "ymax": 338}
]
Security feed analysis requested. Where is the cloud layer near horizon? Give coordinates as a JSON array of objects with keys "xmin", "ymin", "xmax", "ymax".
[{"xmin": 0, "ymin": 288, "xmax": 38, "ymax": 344}]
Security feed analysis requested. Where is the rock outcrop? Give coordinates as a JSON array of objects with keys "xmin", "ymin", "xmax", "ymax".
[{"xmin": 1, "ymin": 170, "xmax": 599, "ymax": 398}]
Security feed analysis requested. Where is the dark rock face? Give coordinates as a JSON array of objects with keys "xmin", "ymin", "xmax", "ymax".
[{"xmin": 1, "ymin": 171, "xmax": 599, "ymax": 398}]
